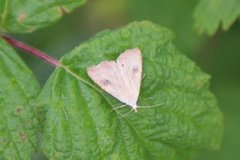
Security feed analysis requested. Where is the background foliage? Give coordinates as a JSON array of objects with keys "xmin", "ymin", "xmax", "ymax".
[{"xmin": 0, "ymin": 0, "xmax": 239, "ymax": 159}]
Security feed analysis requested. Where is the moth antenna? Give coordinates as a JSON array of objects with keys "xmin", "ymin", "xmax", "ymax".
[
  {"xmin": 121, "ymin": 108, "xmax": 134, "ymax": 117},
  {"xmin": 138, "ymin": 102, "xmax": 166, "ymax": 109},
  {"xmin": 113, "ymin": 108, "xmax": 134, "ymax": 120},
  {"xmin": 111, "ymin": 104, "xmax": 127, "ymax": 112}
]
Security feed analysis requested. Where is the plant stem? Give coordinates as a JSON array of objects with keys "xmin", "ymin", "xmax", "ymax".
[{"xmin": 1, "ymin": 35, "xmax": 60, "ymax": 67}]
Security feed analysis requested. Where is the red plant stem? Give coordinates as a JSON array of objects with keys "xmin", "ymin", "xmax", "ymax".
[{"xmin": 1, "ymin": 35, "xmax": 60, "ymax": 67}]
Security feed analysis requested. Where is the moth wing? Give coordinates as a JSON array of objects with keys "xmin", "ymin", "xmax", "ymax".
[
  {"xmin": 116, "ymin": 48, "xmax": 142, "ymax": 105},
  {"xmin": 87, "ymin": 61, "xmax": 130, "ymax": 104}
]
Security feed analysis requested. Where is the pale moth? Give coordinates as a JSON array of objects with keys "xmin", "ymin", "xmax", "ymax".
[{"xmin": 87, "ymin": 48, "xmax": 162, "ymax": 112}]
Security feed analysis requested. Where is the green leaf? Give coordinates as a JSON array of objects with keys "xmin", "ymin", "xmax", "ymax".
[
  {"xmin": 39, "ymin": 21, "xmax": 224, "ymax": 159},
  {"xmin": 0, "ymin": 0, "xmax": 86, "ymax": 33},
  {"xmin": 0, "ymin": 39, "xmax": 40, "ymax": 159},
  {"xmin": 194, "ymin": 0, "xmax": 240, "ymax": 35}
]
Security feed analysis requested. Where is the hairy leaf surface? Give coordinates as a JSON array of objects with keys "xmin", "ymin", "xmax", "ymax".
[
  {"xmin": 0, "ymin": 40, "xmax": 40, "ymax": 159},
  {"xmin": 39, "ymin": 21, "xmax": 224, "ymax": 159},
  {"xmin": 0, "ymin": 0, "xmax": 86, "ymax": 33},
  {"xmin": 194, "ymin": 0, "xmax": 240, "ymax": 35}
]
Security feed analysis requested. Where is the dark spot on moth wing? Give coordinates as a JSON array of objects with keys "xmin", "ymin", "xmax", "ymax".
[
  {"xmin": 133, "ymin": 66, "xmax": 139, "ymax": 73},
  {"xmin": 121, "ymin": 64, "xmax": 124, "ymax": 67},
  {"xmin": 101, "ymin": 79, "xmax": 111, "ymax": 86}
]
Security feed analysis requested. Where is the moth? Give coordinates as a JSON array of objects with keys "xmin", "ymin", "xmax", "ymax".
[{"xmin": 87, "ymin": 48, "xmax": 142, "ymax": 112}]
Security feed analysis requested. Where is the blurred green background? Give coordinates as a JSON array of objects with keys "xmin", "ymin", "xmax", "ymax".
[{"xmin": 14, "ymin": 0, "xmax": 239, "ymax": 159}]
